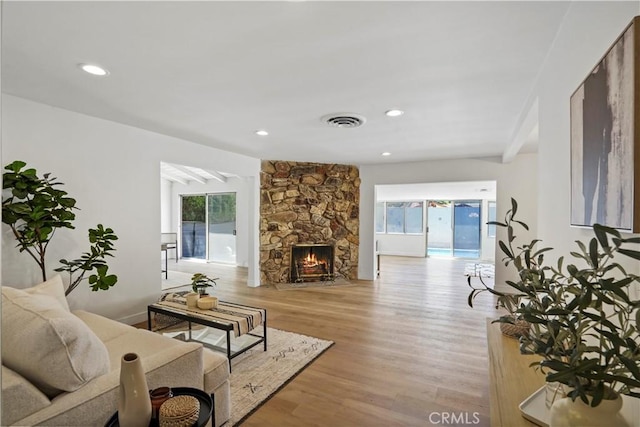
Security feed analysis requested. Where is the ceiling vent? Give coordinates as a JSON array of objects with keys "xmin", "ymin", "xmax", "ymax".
[{"xmin": 321, "ymin": 113, "xmax": 366, "ymax": 128}]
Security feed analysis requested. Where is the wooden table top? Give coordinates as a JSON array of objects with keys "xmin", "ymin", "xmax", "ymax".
[{"xmin": 487, "ymin": 320, "xmax": 546, "ymax": 427}]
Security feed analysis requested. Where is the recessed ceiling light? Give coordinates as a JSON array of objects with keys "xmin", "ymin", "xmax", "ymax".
[
  {"xmin": 255, "ymin": 130, "xmax": 269, "ymax": 136},
  {"xmin": 381, "ymin": 152, "xmax": 391, "ymax": 156},
  {"xmin": 385, "ymin": 109, "xmax": 404, "ymax": 117},
  {"xmin": 79, "ymin": 63, "xmax": 109, "ymax": 76}
]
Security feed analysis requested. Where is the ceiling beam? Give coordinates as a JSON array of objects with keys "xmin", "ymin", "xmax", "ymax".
[
  {"xmin": 162, "ymin": 174, "xmax": 188, "ymax": 185},
  {"xmin": 169, "ymin": 164, "xmax": 207, "ymax": 185},
  {"xmin": 503, "ymin": 97, "xmax": 538, "ymax": 163},
  {"xmin": 206, "ymin": 170, "xmax": 227, "ymax": 183}
]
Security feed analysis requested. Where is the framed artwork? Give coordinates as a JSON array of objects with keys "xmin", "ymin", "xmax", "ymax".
[{"xmin": 570, "ymin": 16, "xmax": 640, "ymax": 233}]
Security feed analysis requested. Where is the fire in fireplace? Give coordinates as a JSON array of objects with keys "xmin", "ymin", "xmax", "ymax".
[{"xmin": 290, "ymin": 244, "xmax": 334, "ymax": 283}]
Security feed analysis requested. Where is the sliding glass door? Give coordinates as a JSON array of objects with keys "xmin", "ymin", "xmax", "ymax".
[
  {"xmin": 453, "ymin": 201, "xmax": 481, "ymax": 258},
  {"xmin": 181, "ymin": 195, "xmax": 206, "ymax": 259},
  {"xmin": 180, "ymin": 193, "xmax": 237, "ymax": 263},
  {"xmin": 427, "ymin": 201, "xmax": 452, "ymax": 256},
  {"xmin": 427, "ymin": 200, "xmax": 481, "ymax": 259},
  {"xmin": 207, "ymin": 193, "xmax": 237, "ymax": 264}
]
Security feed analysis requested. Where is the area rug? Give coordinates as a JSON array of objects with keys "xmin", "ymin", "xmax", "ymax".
[
  {"xmin": 273, "ymin": 278, "xmax": 357, "ymax": 290},
  {"xmin": 227, "ymin": 328, "xmax": 333, "ymax": 425},
  {"xmin": 161, "ymin": 270, "xmax": 193, "ymax": 290},
  {"xmin": 464, "ymin": 262, "xmax": 495, "ymax": 278}
]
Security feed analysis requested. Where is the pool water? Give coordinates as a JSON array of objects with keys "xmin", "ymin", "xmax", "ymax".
[{"xmin": 427, "ymin": 248, "xmax": 480, "ymax": 258}]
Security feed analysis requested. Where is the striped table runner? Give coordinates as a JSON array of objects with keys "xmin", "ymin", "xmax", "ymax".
[{"xmin": 153, "ymin": 300, "xmax": 265, "ymax": 337}]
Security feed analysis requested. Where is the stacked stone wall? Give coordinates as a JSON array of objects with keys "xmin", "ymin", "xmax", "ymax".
[{"xmin": 260, "ymin": 160, "xmax": 360, "ymax": 284}]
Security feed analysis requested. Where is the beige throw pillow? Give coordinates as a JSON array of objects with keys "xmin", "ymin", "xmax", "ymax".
[
  {"xmin": 23, "ymin": 274, "xmax": 70, "ymax": 312},
  {"xmin": 1, "ymin": 286, "xmax": 110, "ymax": 397}
]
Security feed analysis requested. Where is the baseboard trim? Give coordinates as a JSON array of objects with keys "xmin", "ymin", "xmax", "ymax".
[
  {"xmin": 117, "ymin": 311, "xmax": 148, "ymax": 326},
  {"xmin": 378, "ymin": 252, "xmax": 426, "ymax": 258}
]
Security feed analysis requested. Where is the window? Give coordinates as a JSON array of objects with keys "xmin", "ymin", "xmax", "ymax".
[
  {"xmin": 487, "ymin": 201, "xmax": 497, "ymax": 237},
  {"xmin": 382, "ymin": 201, "xmax": 423, "ymax": 234},
  {"xmin": 405, "ymin": 202, "xmax": 423, "ymax": 233},
  {"xmin": 386, "ymin": 202, "xmax": 405, "ymax": 233}
]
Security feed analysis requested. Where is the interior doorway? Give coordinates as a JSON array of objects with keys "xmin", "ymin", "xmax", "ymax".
[{"xmin": 375, "ymin": 181, "xmax": 496, "ymax": 266}]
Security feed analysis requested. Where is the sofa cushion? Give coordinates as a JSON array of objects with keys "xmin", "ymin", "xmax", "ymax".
[
  {"xmin": 1, "ymin": 365, "xmax": 51, "ymax": 426},
  {"xmin": 23, "ymin": 274, "xmax": 70, "ymax": 312},
  {"xmin": 203, "ymin": 348, "xmax": 230, "ymax": 392},
  {"xmin": 73, "ymin": 309, "xmax": 134, "ymax": 343},
  {"xmin": 1, "ymin": 286, "xmax": 110, "ymax": 397}
]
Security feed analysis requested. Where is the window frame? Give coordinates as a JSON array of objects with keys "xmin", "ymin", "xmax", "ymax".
[
  {"xmin": 487, "ymin": 201, "xmax": 497, "ymax": 238},
  {"xmin": 376, "ymin": 201, "xmax": 424, "ymax": 235}
]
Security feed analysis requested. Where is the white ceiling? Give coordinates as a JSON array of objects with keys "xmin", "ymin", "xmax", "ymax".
[
  {"xmin": 160, "ymin": 162, "xmax": 235, "ymax": 185},
  {"xmin": 2, "ymin": 1, "xmax": 571, "ymax": 165}
]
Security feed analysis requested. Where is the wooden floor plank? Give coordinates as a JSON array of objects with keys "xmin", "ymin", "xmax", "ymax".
[{"xmin": 159, "ymin": 256, "xmax": 499, "ymax": 426}]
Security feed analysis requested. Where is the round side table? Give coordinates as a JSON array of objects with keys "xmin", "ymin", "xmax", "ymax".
[{"xmin": 105, "ymin": 387, "xmax": 213, "ymax": 427}]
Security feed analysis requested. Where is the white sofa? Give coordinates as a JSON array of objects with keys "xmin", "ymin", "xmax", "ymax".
[{"xmin": 1, "ymin": 278, "xmax": 230, "ymax": 426}]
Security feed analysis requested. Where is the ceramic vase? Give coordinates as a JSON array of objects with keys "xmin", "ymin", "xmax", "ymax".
[
  {"xmin": 549, "ymin": 392, "xmax": 628, "ymax": 427},
  {"xmin": 118, "ymin": 352, "xmax": 152, "ymax": 427}
]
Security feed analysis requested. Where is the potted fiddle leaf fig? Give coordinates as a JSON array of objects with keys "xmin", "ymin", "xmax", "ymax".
[
  {"xmin": 2, "ymin": 160, "xmax": 118, "ymax": 295},
  {"xmin": 467, "ymin": 198, "xmax": 640, "ymax": 424}
]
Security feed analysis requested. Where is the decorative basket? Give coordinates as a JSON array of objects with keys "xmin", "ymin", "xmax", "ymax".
[
  {"xmin": 500, "ymin": 319, "xmax": 531, "ymax": 338},
  {"xmin": 159, "ymin": 395, "xmax": 200, "ymax": 427},
  {"xmin": 196, "ymin": 296, "xmax": 218, "ymax": 310}
]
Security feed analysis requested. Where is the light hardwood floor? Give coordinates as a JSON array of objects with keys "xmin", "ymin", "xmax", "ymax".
[{"xmin": 162, "ymin": 256, "xmax": 499, "ymax": 426}]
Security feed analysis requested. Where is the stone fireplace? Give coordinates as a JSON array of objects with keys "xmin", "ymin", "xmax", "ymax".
[
  {"xmin": 290, "ymin": 244, "xmax": 334, "ymax": 283},
  {"xmin": 259, "ymin": 160, "xmax": 359, "ymax": 284}
]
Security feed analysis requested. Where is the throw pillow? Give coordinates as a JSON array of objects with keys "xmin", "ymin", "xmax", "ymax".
[
  {"xmin": 23, "ymin": 274, "xmax": 70, "ymax": 312},
  {"xmin": 1, "ymin": 286, "xmax": 110, "ymax": 397}
]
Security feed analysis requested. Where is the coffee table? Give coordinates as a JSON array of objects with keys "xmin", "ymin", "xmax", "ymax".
[{"xmin": 148, "ymin": 300, "xmax": 266, "ymax": 372}]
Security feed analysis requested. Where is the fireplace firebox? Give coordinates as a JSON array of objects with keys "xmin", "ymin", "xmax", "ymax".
[{"xmin": 290, "ymin": 244, "xmax": 334, "ymax": 283}]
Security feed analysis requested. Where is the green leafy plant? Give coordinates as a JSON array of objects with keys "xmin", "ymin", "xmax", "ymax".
[
  {"xmin": 191, "ymin": 273, "xmax": 218, "ymax": 295},
  {"xmin": 55, "ymin": 224, "xmax": 118, "ymax": 296},
  {"xmin": 2, "ymin": 161, "xmax": 118, "ymax": 295},
  {"xmin": 468, "ymin": 198, "xmax": 640, "ymax": 407},
  {"xmin": 2, "ymin": 160, "xmax": 77, "ymax": 281}
]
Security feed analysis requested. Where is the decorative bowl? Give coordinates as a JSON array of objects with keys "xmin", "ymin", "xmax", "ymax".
[{"xmin": 196, "ymin": 296, "xmax": 218, "ymax": 310}]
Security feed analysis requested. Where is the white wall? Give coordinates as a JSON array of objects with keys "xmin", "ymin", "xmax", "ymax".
[
  {"xmin": 359, "ymin": 154, "xmax": 538, "ymax": 288},
  {"xmin": 480, "ymin": 199, "xmax": 496, "ymax": 261},
  {"xmin": 160, "ymin": 178, "xmax": 172, "ymax": 233},
  {"xmin": 534, "ymin": 2, "xmax": 640, "ymax": 283},
  {"xmin": 1, "ymin": 95, "xmax": 260, "ymax": 323},
  {"xmin": 169, "ymin": 177, "xmax": 251, "ymax": 267},
  {"xmin": 376, "ymin": 233, "xmax": 425, "ymax": 257}
]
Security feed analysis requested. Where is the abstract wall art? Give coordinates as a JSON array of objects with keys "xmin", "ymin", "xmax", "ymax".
[{"xmin": 570, "ymin": 16, "xmax": 640, "ymax": 232}]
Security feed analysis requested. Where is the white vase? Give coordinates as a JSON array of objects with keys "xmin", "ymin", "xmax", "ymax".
[
  {"xmin": 118, "ymin": 352, "xmax": 152, "ymax": 427},
  {"xmin": 549, "ymin": 392, "xmax": 628, "ymax": 427}
]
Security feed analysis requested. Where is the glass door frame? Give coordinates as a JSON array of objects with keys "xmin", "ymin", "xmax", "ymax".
[
  {"xmin": 426, "ymin": 200, "xmax": 453, "ymax": 257},
  {"xmin": 206, "ymin": 192, "xmax": 237, "ymax": 264},
  {"xmin": 452, "ymin": 199, "xmax": 482, "ymax": 259},
  {"xmin": 426, "ymin": 199, "xmax": 482, "ymax": 259},
  {"xmin": 180, "ymin": 194, "xmax": 207, "ymax": 261},
  {"xmin": 179, "ymin": 192, "xmax": 237, "ymax": 263}
]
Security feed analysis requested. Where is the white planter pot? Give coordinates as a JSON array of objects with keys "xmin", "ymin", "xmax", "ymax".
[{"xmin": 549, "ymin": 392, "xmax": 628, "ymax": 427}]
